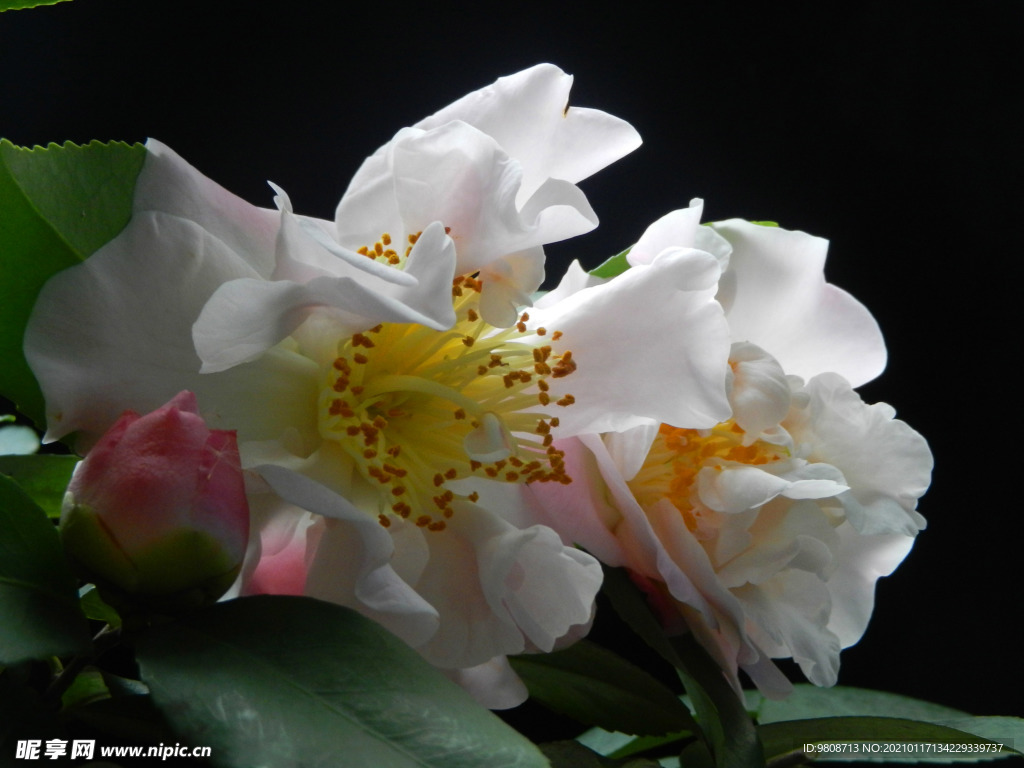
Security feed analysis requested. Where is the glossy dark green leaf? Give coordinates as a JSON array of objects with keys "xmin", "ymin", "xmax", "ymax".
[
  {"xmin": 589, "ymin": 249, "xmax": 631, "ymax": 279},
  {"xmin": 601, "ymin": 567, "xmax": 762, "ymax": 768},
  {"xmin": 511, "ymin": 639, "xmax": 696, "ymax": 736},
  {"xmin": 0, "ymin": 139, "xmax": 144, "ymax": 426},
  {"xmin": 757, "ymin": 716, "xmax": 1017, "ymax": 764},
  {"xmin": 136, "ymin": 595, "xmax": 548, "ymax": 768},
  {"xmin": 541, "ymin": 740, "xmax": 661, "ymax": 767},
  {"xmin": 0, "ymin": 474, "xmax": 90, "ymax": 664},
  {"xmin": 751, "ymin": 684, "xmax": 967, "ymax": 724},
  {"xmin": 669, "ymin": 634, "xmax": 763, "ymax": 768},
  {"xmin": 0, "ymin": 454, "xmax": 78, "ymax": 519}
]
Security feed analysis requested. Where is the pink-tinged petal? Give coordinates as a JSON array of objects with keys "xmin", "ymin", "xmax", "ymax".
[
  {"xmin": 711, "ymin": 220, "xmax": 886, "ymax": 387},
  {"xmin": 254, "ymin": 463, "xmax": 441, "ymax": 648},
  {"xmin": 532, "ymin": 249, "xmax": 731, "ymax": 435},
  {"xmin": 25, "ymin": 212, "xmax": 318, "ymax": 446},
  {"xmin": 443, "ymin": 657, "xmax": 529, "ymax": 710},
  {"xmin": 825, "ymin": 525, "xmax": 915, "ymax": 647},
  {"xmin": 788, "ymin": 373, "xmax": 931, "ymax": 536},
  {"xmin": 193, "ymin": 221, "xmax": 457, "ymax": 373},
  {"xmin": 137, "ymin": 140, "xmax": 279, "ymax": 278},
  {"xmin": 477, "ymin": 248, "xmax": 545, "ymax": 329},
  {"xmin": 524, "ymin": 436, "xmax": 631, "ymax": 565},
  {"xmin": 415, "ymin": 64, "xmax": 641, "ymax": 203}
]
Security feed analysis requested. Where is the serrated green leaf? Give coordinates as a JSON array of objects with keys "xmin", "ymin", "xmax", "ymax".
[
  {"xmin": 0, "ymin": 139, "xmax": 144, "ymax": 426},
  {"xmin": 511, "ymin": 640, "xmax": 697, "ymax": 736},
  {"xmin": 0, "ymin": 474, "xmax": 90, "ymax": 664},
  {"xmin": 756, "ymin": 716, "xmax": 1016, "ymax": 764},
  {"xmin": 0, "ymin": 454, "xmax": 78, "ymax": 518},
  {"xmin": 136, "ymin": 595, "xmax": 548, "ymax": 768},
  {"xmin": 0, "ymin": 0, "xmax": 72, "ymax": 10},
  {"xmin": 589, "ymin": 249, "xmax": 632, "ymax": 279}
]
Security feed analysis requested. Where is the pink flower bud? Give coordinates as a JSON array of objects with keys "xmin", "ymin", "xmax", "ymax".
[{"xmin": 60, "ymin": 391, "xmax": 249, "ymax": 613}]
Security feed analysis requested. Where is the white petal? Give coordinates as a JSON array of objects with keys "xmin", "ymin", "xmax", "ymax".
[
  {"xmin": 413, "ymin": 504, "xmax": 601, "ymax": 668},
  {"xmin": 711, "ymin": 220, "xmax": 886, "ymax": 387},
  {"xmin": 789, "ymin": 373, "xmax": 931, "ymax": 536},
  {"xmin": 825, "ymin": 525, "xmax": 915, "ymax": 647},
  {"xmin": 255, "ymin": 464, "xmax": 440, "ymax": 648},
  {"xmin": 477, "ymin": 247, "xmax": 545, "ymax": 328},
  {"xmin": 533, "ymin": 259, "xmax": 607, "ymax": 309},
  {"xmin": 25, "ymin": 212, "xmax": 317, "ymax": 446},
  {"xmin": 442, "ymin": 656, "xmax": 529, "ymax": 709},
  {"xmin": 193, "ymin": 221, "xmax": 457, "ymax": 372},
  {"xmin": 728, "ymin": 342, "xmax": 792, "ymax": 438},
  {"xmin": 628, "ymin": 201, "xmax": 705, "ymax": 266},
  {"xmin": 138, "ymin": 140, "xmax": 279, "ymax": 277},
  {"xmin": 413, "ymin": 64, "xmax": 641, "ymax": 203},
  {"xmin": 736, "ymin": 571, "xmax": 842, "ymax": 687},
  {"xmin": 532, "ymin": 249, "xmax": 731, "ymax": 435}
]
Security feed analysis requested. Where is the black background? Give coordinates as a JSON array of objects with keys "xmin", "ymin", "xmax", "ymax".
[{"xmin": 2, "ymin": 0, "xmax": 1021, "ymax": 733}]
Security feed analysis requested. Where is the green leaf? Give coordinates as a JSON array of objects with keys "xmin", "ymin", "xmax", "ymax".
[
  {"xmin": 0, "ymin": 139, "xmax": 144, "ymax": 426},
  {"xmin": 511, "ymin": 639, "xmax": 697, "ymax": 736},
  {"xmin": 589, "ymin": 249, "xmax": 632, "ymax": 279},
  {"xmin": 59, "ymin": 666, "xmax": 110, "ymax": 710},
  {"xmin": 756, "ymin": 717, "xmax": 1017, "ymax": 764},
  {"xmin": 541, "ymin": 740, "xmax": 662, "ymax": 767},
  {"xmin": 601, "ymin": 567, "xmax": 762, "ymax": 768},
  {"xmin": 669, "ymin": 634, "xmax": 764, "ymax": 768},
  {"xmin": 79, "ymin": 584, "xmax": 122, "ymax": 628},
  {"xmin": 136, "ymin": 595, "xmax": 549, "ymax": 768},
  {"xmin": 0, "ymin": 454, "xmax": 78, "ymax": 519},
  {"xmin": 0, "ymin": 666, "xmax": 65, "ymax": 751},
  {"xmin": 751, "ymin": 686, "xmax": 1024, "ymax": 761},
  {"xmin": 0, "ymin": 0, "xmax": 72, "ymax": 10},
  {"xmin": 749, "ymin": 221, "xmax": 779, "ymax": 228},
  {"xmin": 0, "ymin": 474, "xmax": 90, "ymax": 664},
  {"xmin": 751, "ymin": 685, "xmax": 968, "ymax": 725},
  {"xmin": 576, "ymin": 728, "xmax": 694, "ymax": 762}
]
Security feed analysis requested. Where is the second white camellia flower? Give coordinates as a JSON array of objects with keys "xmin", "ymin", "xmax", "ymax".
[{"xmin": 528, "ymin": 202, "xmax": 932, "ymax": 698}]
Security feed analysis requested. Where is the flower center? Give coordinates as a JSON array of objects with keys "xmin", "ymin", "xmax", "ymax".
[
  {"xmin": 629, "ymin": 422, "xmax": 784, "ymax": 531},
  {"xmin": 318, "ymin": 273, "xmax": 575, "ymax": 531}
]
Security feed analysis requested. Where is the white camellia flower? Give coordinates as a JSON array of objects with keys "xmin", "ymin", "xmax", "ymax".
[
  {"xmin": 528, "ymin": 204, "xmax": 932, "ymax": 698},
  {"xmin": 335, "ymin": 63, "xmax": 642, "ymax": 328},
  {"xmin": 24, "ymin": 71, "xmax": 726, "ymax": 707}
]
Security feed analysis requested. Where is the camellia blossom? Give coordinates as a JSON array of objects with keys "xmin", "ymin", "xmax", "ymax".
[
  {"xmin": 24, "ymin": 68, "xmax": 726, "ymax": 706},
  {"xmin": 528, "ymin": 205, "xmax": 932, "ymax": 697}
]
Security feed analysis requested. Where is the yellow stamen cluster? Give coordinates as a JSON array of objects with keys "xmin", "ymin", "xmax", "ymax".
[
  {"xmin": 319, "ymin": 270, "xmax": 576, "ymax": 532},
  {"xmin": 630, "ymin": 421, "xmax": 785, "ymax": 531}
]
